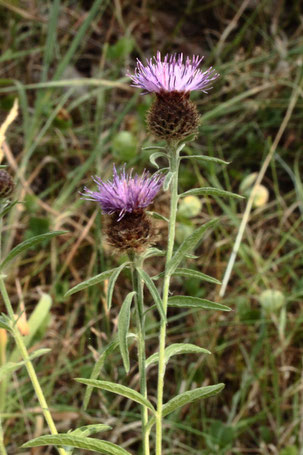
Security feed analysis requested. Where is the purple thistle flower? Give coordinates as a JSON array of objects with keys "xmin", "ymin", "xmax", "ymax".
[
  {"xmin": 127, "ymin": 51, "xmax": 219, "ymax": 94},
  {"xmin": 82, "ymin": 165, "xmax": 163, "ymax": 221}
]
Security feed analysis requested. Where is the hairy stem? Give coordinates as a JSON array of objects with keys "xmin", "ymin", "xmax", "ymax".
[
  {"xmin": 156, "ymin": 144, "xmax": 180, "ymax": 455},
  {"xmin": 129, "ymin": 254, "xmax": 150, "ymax": 455},
  {"xmin": 0, "ymin": 278, "xmax": 67, "ymax": 455}
]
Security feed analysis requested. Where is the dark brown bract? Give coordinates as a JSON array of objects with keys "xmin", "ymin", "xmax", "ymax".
[
  {"xmin": 105, "ymin": 210, "xmax": 153, "ymax": 253},
  {"xmin": 147, "ymin": 91, "xmax": 200, "ymax": 142}
]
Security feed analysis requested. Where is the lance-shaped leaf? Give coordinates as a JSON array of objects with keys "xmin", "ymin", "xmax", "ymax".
[
  {"xmin": 64, "ymin": 268, "xmax": 119, "ymax": 298},
  {"xmin": 70, "ymin": 424, "xmax": 112, "ymax": 437},
  {"xmin": 0, "ymin": 231, "xmax": 67, "ymax": 270},
  {"xmin": 22, "ymin": 434, "xmax": 132, "ymax": 455},
  {"xmin": 82, "ymin": 334, "xmax": 136, "ymax": 410},
  {"xmin": 107, "ymin": 262, "xmax": 130, "ymax": 310},
  {"xmin": 142, "ymin": 248, "xmax": 165, "ymax": 260},
  {"xmin": 1, "ymin": 348, "xmax": 51, "ymax": 379},
  {"xmin": 76, "ymin": 379, "xmax": 155, "ymax": 413},
  {"xmin": 180, "ymin": 155, "xmax": 229, "ymax": 165},
  {"xmin": 163, "ymin": 171, "xmax": 174, "ymax": 191},
  {"xmin": 166, "ymin": 218, "xmax": 218, "ymax": 275},
  {"xmin": 118, "ymin": 291, "xmax": 136, "ymax": 373},
  {"xmin": 153, "ymin": 268, "xmax": 221, "ymax": 285},
  {"xmin": 146, "ymin": 384, "xmax": 225, "ymax": 431},
  {"xmin": 146, "ymin": 211, "xmax": 169, "ymax": 222},
  {"xmin": 136, "ymin": 267, "xmax": 165, "ymax": 320},
  {"xmin": 168, "ymin": 296, "xmax": 231, "ymax": 312},
  {"xmin": 146, "ymin": 343, "xmax": 211, "ymax": 368},
  {"xmin": 180, "ymin": 187, "xmax": 243, "ymax": 200},
  {"xmin": 149, "ymin": 151, "xmax": 167, "ymax": 169},
  {"xmin": 162, "ymin": 383, "xmax": 225, "ymax": 418}
]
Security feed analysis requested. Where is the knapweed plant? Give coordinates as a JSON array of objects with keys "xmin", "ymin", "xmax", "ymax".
[{"xmin": 5, "ymin": 53, "xmax": 241, "ymax": 454}]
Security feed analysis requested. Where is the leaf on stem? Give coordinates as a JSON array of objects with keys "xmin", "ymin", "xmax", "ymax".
[
  {"xmin": 64, "ymin": 267, "xmax": 121, "ymax": 298},
  {"xmin": 0, "ymin": 349, "xmax": 50, "ymax": 379},
  {"xmin": 180, "ymin": 187, "xmax": 243, "ymax": 200},
  {"xmin": 168, "ymin": 295, "xmax": 231, "ymax": 311},
  {"xmin": 149, "ymin": 151, "xmax": 167, "ymax": 168},
  {"xmin": 163, "ymin": 171, "xmax": 175, "ymax": 191},
  {"xmin": 162, "ymin": 383, "xmax": 225, "ymax": 418},
  {"xmin": 141, "ymin": 247, "xmax": 166, "ymax": 260},
  {"xmin": 107, "ymin": 262, "xmax": 130, "ymax": 310},
  {"xmin": 118, "ymin": 291, "xmax": 136, "ymax": 373},
  {"xmin": 146, "ymin": 343, "xmax": 211, "ymax": 367},
  {"xmin": 76, "ymin": 379, "xmax": 155, "ymax": 413},
  {"xmin": 180, "ymin": 155, "xmax": 230, "ymax": 165},
  {"xmin": 146, "ymin": 211, "xmax": 169, "ymax": 222},
  {"xmin": 22, "ymin": 434, "xmax": 132, "ymax": 455},
  {"xmin": 136, "ymin": 267, "xmax": 166, "ymax": 320},
  {"xmin": 166, "ymin": 218, "xmax": 218, "ymax": 275},
  {"xmin": 153, "ymin": 268, "xmax": 221, "ymax": 285},
  {"xmin": 69, "ymin": 424, "xmax": 112, "ymax": 437},
  {"xmin": 0, "ymin": 231, "xmax": 67, "ymax": 270}
]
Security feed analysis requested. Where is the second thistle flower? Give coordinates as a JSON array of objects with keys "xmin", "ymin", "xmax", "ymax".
[{"xmin": 83, "ymin": 165, "xmax": 163, "ymax": 252}]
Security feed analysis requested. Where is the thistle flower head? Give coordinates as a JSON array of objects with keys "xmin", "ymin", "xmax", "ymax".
[
  {"xmin": 82, "ymin": 165, "xmax": 163, "ymax": 221},
  {"xmin": 127, "ymin": 51, "xmax": 219, "ymax": 94}
]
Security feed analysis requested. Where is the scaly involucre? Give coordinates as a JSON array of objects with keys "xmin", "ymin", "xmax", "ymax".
[
  {"xmin": 127, "ymin": 51, "xmax": 219, "ymax": 94},
  {"xmin": 82, "ymin": 165, "xmax": 163, "ymax": 220}
]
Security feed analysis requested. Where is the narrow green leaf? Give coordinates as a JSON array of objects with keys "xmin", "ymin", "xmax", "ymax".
[
  {"xmin": 168, "ymin": 296, "xmax": 231, "ymax": 311},
  {"xmin": 0, "ymin": 231, "xmax": 67, "ymax": 270},
  {"xmin": 162, "ymin": 383, "xmax": 225, "ymax": 417},
  {"xmin": 180, "ymin": 155, "xmax": 230, "ymax": 165},
  {"xmin": 142, "ymin": 248, "xmax": 165, "ymax": 259},
  {"xmin": 176, "ymin": 143, "xmax": 186, "ymax": 154},
  {"xmin": 180, "ymin": 187, "xmax": 243, "ymax": 200},
  {"xmin": 0, "ymin": 314, "xmax": 11, "ymax": 332},
  {"xmin": 166, "ymin": 219, "xmax": 218, "ymax": 275},
  {"xmin": 1, "ymin": 349, "xmax": 50, "ymax": 379},
  {"xmin": 136, "ymin": 267, "xmax": 166, "ymax": 320},
  {"xmin": 64, "ymin": 268, "xmax": 118, "ymax": 298},
  {"xmin": 10, "ymin": 294, "xmax": 53, "ymax": 362},
  {"xmin": 163, "ymin": 171, "xmax": 174, "ymax": 191},
  {"xmin": 82, "ymin": 335, "xmax": 136, "ymax": 410},
  {"xmin": 146, "ymin": 211, "xmax": 169, "ymax": 222},
  {"xmin": 143, "ymin": 146, "xmax": 166, "ymax": 151},
  {"xmin": 70, "ymin": 424, "xmax": 112, "ymax": 437},
  {"xmin": 118, "ymin": 291, "xmax": 136, "ymax": 373},
  {"xmin": 149, "ymin": 151, "xmax": 167, "ymax": 169},
  {"xmin": 106, "ymin": 262, "xmax": 130, "ymax": 310},
  {"xmin": 76, "ymin": 379, "xmax": 155, "ymax": 413},
  {"xmin": 22, "ymin": 434, "xmax": 132, "ymax": 455},
  {"xmin": 154, "ymin": 268, "xmax": 221, "ymax": 285},
  {"xmin": 0, "ymin": 200, "xmax": 19, "ymax": 218},
  {"xmin": 146, "ymin": 343, "xmax": 211, "ymax": 367}
]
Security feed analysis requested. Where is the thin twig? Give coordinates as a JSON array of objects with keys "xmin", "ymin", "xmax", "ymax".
[{"xmin": 220, "ymin": 62, "xmax": 303, "ymax": 297}]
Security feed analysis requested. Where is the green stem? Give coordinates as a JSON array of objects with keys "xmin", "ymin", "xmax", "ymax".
[
  {"xmin": 0, "ymin": 278, "xmax": 67, "ymax": 455},
  {"xmin": 129, "ymin": 254, "xmax": 150, "ymax": 455},
  {"xmin": 156, "ymin": 144, "xmax": 180, "ymax": 455}
]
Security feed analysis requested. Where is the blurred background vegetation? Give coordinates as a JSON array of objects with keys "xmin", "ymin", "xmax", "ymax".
[{"xmin": 0, "ymin": 0, "xmax": 303, "ymax": 453}]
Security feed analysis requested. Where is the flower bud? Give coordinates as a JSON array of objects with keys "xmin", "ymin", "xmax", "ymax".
[
  {"xmin": 14, "ymin": 313, "xmax": 30, "ymax": 336},
  {"xmin": 147, "ymin": 91, "xmax": 199, "ymax": 142},
  {"xmin": 259, "ymin": 289, "xmax": 285, "ymax": 315},
  {"xmin": 0, "ymin": 170, "xmax": 14, "ymax": 198},
  {"xmin": 106, "ymin": 210, "xmax": 153, "ymax": 253}
]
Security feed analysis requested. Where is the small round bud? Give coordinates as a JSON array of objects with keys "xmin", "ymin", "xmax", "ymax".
[
  {"xmin": 259, "ymin": 289, "xmax": 285, "ymax": 315},
  {"xmin": 0, "ymin": 170, "xmax": 14, "ymax": 198},
  {"xmin": 147, "ymin": 91, "xmax": 199, "ymax": 142},
  {"xmin": 178, "ymin": 196, "xmax": 202, "ymax": 218},
  {"xmin": 106, "ymin": 210, "xmax": 154, "ymax": 253}
]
